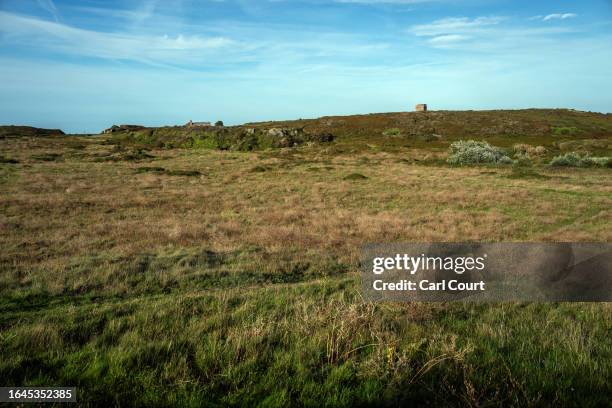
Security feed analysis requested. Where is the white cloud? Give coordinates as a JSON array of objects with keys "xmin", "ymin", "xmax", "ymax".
[
  {"xmin": 543, "ymin": 13, "xmax": 577, "ymax": 21},
  {"xmin": 0, "ymin": 11, "xmax": 233, "ymax": 65},
  {"xmin": 427, "ymin": 34, "xmax": 470, "ymax": 47},
  {"xmin": 529, "ymin": 13, "xmax": 577, "ymax": 22},
  {"xmin": 410, "ymin": 15, "xmax": 582, "ymax": 51},
  {"xmin": 0, "ymin": 10, "xmax": 398, "ymax": 71},
  {"xmin": 411, "ymin": 16, "xmax": 505, "ymax": 36}
]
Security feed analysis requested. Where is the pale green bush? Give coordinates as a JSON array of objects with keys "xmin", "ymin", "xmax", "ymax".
[
  {"xmin": 550, "ymin": 152, "xmax": 611, "ymax": 167},
  {"xmin": 447, "ymin": 140, "xmax": 512, "ymax": 165}
]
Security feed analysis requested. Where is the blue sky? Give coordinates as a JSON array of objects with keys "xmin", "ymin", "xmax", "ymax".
[{"xmin": 0, "ymin": 0, "xmax": 611, "ymax": 133}]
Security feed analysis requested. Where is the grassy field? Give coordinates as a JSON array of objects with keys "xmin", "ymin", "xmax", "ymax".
[{"xmin": 1, "ymin": 112, "xmax": 611, "ymax": 406}]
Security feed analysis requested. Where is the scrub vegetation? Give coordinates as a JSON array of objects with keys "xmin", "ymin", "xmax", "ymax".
[
  {"xmin": 446, "ymin": 140, "xmax": 513, "ymax": 165},
  {"xmin": 0, "ymin": 109, "xmax": 611, "ymax": 406}
]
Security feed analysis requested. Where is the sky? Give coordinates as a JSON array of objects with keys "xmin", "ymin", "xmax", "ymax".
[{"xmin": 0, "ymin": 0, "xmax": 611, "ymax": 133}]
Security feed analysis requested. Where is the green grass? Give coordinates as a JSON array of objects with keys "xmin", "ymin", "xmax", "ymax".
[{"xmin": 1, "ymin": 281, "xmax": 609, "ymax": 406}]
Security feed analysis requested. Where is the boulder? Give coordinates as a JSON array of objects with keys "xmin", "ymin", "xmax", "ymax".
[{"xmin": 267, "ymin": 128, "xmax": 284, "ymax": 138}]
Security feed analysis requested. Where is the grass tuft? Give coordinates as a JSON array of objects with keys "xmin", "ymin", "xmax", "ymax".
[{"xmin": 344, "ymin": 173, "xmax": 368, "ymax": 180}]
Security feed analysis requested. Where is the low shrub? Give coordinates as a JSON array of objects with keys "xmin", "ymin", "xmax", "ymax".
[
  {"xmin": 513, "ymin": 144, "xmax": 546, "ymax": 157},
  {"xmin": 344, "ymin": 173, "xmax": 368, "ymax": 180},
  {"xmin": 589, "ymin": 157, "xmax": 612, "ymax": 167},
  {"xmin": 513, "ymin": 152, "xmax": 533, "ymax": 167},
  {"xmin": 382, "ymin": 128, "xmax": 401, "ymax": 137},
  {"xmin": 550, "ymin": 152, "xmax": 611, "ymax": 168},
  {"xmin": 552, "ymin": 126, "xmax": 579, "ymax": 136},
  {"xmin": 447, "ymin": 140, "xmax": 512, "ymax": 165}
]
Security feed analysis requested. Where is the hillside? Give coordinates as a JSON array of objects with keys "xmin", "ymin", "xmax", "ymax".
[
  {"xmin": 106, "ymin": 109, "xmax": 612, "ymax": 156},
  {"xmin": 250, "ymin": 109, "xmax": 612, "ymax": 140},
  {"xmin": 250, "ymin": 109, "xmax": 612, "ymax": 153},
  {"xmin": 0, "ymin": 125, "xmax": 65, "ymax": 138}
]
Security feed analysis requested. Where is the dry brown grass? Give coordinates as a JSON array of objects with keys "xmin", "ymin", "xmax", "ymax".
[{"xmin": 1, "ymin": 135, "xmax": 611, "ymax": 296}]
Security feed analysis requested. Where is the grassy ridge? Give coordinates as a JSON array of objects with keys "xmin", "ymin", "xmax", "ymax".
[
  {"xmin": 102, "ymin": 109, "xmax": 612, "ymax": 156},
  {"xmin": 0, "ymin": 125, "xmax": 65, "ymax": 138},
  {"xmin": 0, "ymin": 114, "xmax": 611, "ymax": 406},
  {"xmin": 247, "ymin": 109, "xmax": 612, "ymax": 155}
]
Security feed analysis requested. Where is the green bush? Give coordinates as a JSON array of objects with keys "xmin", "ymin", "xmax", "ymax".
[
  {"xmin": 447, "ymin": 140, "xmax": 512, "ymax": 165},
  {"xmin": 552, "ymin": 126, "xmax": 579, "ymax": 136},
  {"xmin": 382, "ymin": 128, "xmax": 401, "ymax": 137},
  {"xmin": 588, "ymin": 157, "xmax": 612, "ymax": 167},
  {"xmin": 513, "ymin": 152, "xmax": 533, "ymax": 167},
  {"xmin": 549, "ymin": 152, "xmax": 582, "ymax": 167},
  {"xmin": 550, "ymin": 152, "xmax": 611, "ymax": 167}
]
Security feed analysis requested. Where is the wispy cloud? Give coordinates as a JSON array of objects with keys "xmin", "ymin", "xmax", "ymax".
[
  {"xmin": 36, "ymin": 0, "xmax": 60, "ymax": 22},
  {"xmin": 0, "ymin": 9, "xmax": 396, "ymax": 72},
  {"xmin": 73, "ymin": 6, "xmax": 153, "ymax": 23},
  {"xmin": 543, "ymin": 13, "xmax": 577, "ymax": 21},
  {"xmin": 409, "ymin": 15, "xmax": 580, "ymax": 50},
  {"xmin": 427, "ymin": 34, "xmax": 470, "ymax": 46},
  {"xmin": 0, "ymin": 11, "xmax": 233, "ymax": 66},
  {"xmin": 529, "ymin": 13, "xmax": 577, "ymax": 22},
  {"xmin": 411, "ymin": 16, "xmax": 505, "ymax": 37}
]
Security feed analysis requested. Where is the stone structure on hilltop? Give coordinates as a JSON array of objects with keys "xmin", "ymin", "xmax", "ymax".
[
  {"xmin": 186, "ymin": 120, "xmax": 212, "ymax": 127},
  {"xmin": 415, "ymin": 104, "xmax": 428, "ymax": 112}
]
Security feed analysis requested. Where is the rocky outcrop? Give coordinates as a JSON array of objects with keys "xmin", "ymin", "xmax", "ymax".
[
  {"xmin": 108, "ymin": 124, "xmax": 335, "ymax": 151},
  {"xmin": 103, "ymin": 125, "xmax": 146, "ymax": 134}
]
